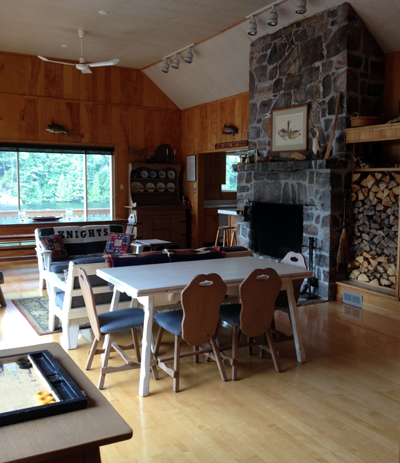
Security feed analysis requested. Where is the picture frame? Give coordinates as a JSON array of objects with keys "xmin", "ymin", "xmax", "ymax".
[
  {"xmin": 271, "ymin": 104, "xmax": 308, "ymax": 153},
  {"xmin": 187, "ymin": 155, "xmax": 196, "ymax": 182}
]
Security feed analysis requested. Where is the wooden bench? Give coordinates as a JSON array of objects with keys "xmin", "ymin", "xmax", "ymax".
[{"xmin": 0, "ymin": 234, "xmax": 36, "ymax": 262}]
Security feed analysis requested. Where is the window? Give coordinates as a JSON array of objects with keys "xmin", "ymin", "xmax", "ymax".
[
  {"xmin": 221, "ymin": 154, "xmax": 240, "ymax": 191},
  {"xmin": 0, "ymin": 146, "xmax": 113, "ymax": 223}
]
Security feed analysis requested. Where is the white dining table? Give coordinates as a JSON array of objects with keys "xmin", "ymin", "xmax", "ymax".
[{"xmin": 97, "ymin": 256, "xmax": 313, "ymax": 397}]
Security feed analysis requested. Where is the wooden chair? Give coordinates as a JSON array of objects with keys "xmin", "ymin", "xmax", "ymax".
[
  {"xmin": 153, "ymin": 273, "xmax": 228, "ymax": 393},
  {"xmin": 78, "ymin": 268, "xmax": 158, "ymax": 389},
  {"xmin": 273, "ymin": 252, "xmax": 307, "ymax": 343},
  {"xmin": 215, "ymin": 226, "xmax": 237, "ymax": 247},
  {"xmin": 219, "ymin": 268, "xmax": 282, "ymax": 380}
]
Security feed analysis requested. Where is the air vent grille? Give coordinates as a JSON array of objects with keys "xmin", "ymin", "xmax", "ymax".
[{"xmin": 342, "ymin": 290, "xmax": 363, "ymax": 308}]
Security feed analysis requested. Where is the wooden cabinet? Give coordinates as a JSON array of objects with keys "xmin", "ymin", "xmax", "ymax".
[
  {"xmin": 133, "ymin": 206, "xmax": 189, "ymax": 249},
  {"xmin": 204, "ymin": 208, "xmax": 219, "ymax": 245},
  {"xmin": 129, "ymin": 163, "xmax": 182, "ymax": 207},
  {"xmin": 128, "ymin": 163, "xmax": 190, "ymax": 249}
]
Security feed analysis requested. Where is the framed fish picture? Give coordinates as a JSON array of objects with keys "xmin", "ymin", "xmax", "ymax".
[{"xmin": 271, "ymin": 104, "xmax": 308, "ymax": 153}]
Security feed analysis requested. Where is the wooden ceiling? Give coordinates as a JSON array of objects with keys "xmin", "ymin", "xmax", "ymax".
[{"xmin": 0, "ymin": 0, "xmax": 399, "ymax": 109}]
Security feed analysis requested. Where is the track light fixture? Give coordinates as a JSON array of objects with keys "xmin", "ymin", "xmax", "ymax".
[
  {"xmin": 162, "ymin": 58, "xmax": 170, "ymax": 73},
  {"xmin": 184, "ymin": 47, "xmax": 193, "ymax": 64},
  {"xmin": 295, "ymin": 0, "xmax": 307, "ymax": 14},
  {"xmin": 247, "ymin": 15, "xmax": 257, "ymax": 36},
  {"xmin": 161, "ymin": 43, "xmax": 194, "ymax": 73},
  {"xmin": 267, "ymin": 5, "xmax": 278, "ymax": 26},
  {"xmin": 172, "ymin": 53, "xmax": 180, "ymax": 69}
]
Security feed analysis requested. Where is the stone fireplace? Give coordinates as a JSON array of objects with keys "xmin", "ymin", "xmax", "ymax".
[{"xmin": 236, "ymin": 3, "xmax": 385, "ymax": 300}]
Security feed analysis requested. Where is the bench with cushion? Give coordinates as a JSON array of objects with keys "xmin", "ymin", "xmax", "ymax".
[{"xmin": 35, "ymin": 224, "xmax": 134, "ymax": 349}]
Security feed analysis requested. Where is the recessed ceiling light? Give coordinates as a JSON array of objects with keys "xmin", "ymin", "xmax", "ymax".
[
  {"xmin": 61, "ymin": 44, "xmax": 69, "ymax": 48},
  {"xmin": 99, "ymin": 10, "xmax": 109, "ymax": 15}
]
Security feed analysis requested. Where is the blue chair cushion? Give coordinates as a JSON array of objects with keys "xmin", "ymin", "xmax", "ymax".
[
  {"xmin": 106, "ymin": 251, "xmax": 169, "ymax": 267},
  {"xmin": 154, "ymin": 309, "xmax": 183, "ymax": 336},
  {"xmin": 50, "ymin": 255, "xmax": 106, "ymax": 273},
  {"xmin": 98, "ymin": 307, "xmax": 144, "ymax": 334},
  {"xmin": 219, "ymin": 303, "xmax": 242, "ymax": 327},
  {"xmin": 56, "ymin": 287, "xmax": 131, "ymax": 309}
]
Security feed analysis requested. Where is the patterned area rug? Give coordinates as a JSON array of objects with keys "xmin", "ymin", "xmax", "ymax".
[{"xmin": 11, "ymin": 296, "xmax": 61, "ymax": 335}]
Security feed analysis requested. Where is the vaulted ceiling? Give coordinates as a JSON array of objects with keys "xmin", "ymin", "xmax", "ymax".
[{"xmin": 0, "ymin": 0, "xmax": 399, "ymax": 109}]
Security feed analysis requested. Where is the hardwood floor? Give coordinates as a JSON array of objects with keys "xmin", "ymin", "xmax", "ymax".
[{"xmin": 1, "ymin": 260, "xmax": 400, "ymax": 462}]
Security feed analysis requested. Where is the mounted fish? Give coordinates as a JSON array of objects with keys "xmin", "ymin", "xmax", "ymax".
[
  {"xmin": 46, "ymin": 124, "xmax": 72, "ymax": 136},
  {"xmin": 222, "ymin": 124, "xmax": 239, "ymax": 135}
]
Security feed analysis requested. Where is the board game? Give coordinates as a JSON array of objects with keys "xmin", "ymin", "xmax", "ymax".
[{"xmin": 0, "ymin": 349, "xmax": 87, "ymax": 426}]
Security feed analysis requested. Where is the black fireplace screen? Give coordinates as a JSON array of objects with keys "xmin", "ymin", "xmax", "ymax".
[{"xmin": 249, "ymin": 202, "xmax": 303, "ymax": 259}]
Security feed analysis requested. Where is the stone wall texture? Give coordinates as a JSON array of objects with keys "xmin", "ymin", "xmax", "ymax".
[{"xmin": 240, "ymin": 3, "xmax": 385, "ymax": 300}]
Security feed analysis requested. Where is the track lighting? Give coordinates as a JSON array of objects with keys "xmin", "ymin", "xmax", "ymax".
[
  {"xmin": 184, "ymin": 47, "xmax": 193, "ymax": 64},
  {"xmin": 295, "ymin": 0, "xmax": 307, "ymax": 14},
  {"xmin": 247, "ymin": 15, "xmax": 257, "ymax": 36},
  {"xmin": 172, "ymin": 53, "xmax": 180, "ymax": 69},
  {"xmin": 162, "ymin": 58, "xmax": 169, "ymax": 73},
  {"xmin": 161, "ymin": 43, "xmax": 194, "ymax": 73},
  {"xmin": 267, "ymin": 5, "xmax": 278, "ymax": 26}
]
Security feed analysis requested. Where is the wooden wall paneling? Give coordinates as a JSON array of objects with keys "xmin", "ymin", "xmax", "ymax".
[
  {"xmin": 80, "ymin": 102, "xmax": 94, "ymax": 144},
  {"xmin": 92, "ymin": 104, "xmax": 113, "ymax": 144},
  {"xmin": 384, "ymin": 52, "xmax": 400, "ymax": 119},
  {"xmin": 120, "ymin": 67, "xmax": 139, "ymax": 106},
  {"xmin": 21, "ymin": 98, "xmax": 39, "ymax": 140},
  {"xmin": 207, "ymin": 102, "xmax": 218, "ymax": 151},
  {"xmin": 0, "ymin": 95, "xmax": 24, "ymax": 139},
  {"xmin": 139, "ymin": 71, "xmax": 179, "ymax": 110}
]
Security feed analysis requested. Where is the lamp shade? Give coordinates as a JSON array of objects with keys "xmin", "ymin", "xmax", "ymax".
[
  {"xmin": 247, "ymin": 15, "xmax": 257, "ymax": 36},
  {"xmin": 162, "ymin": 58, "xmax": 169, "ymax": 73},
  {"xmin": 267, "ymin": 6, "xmax": 278, "ymax": 26},
  {"xmin": 295, "ymin": 0, "xmax": 307, "ymax": 14},
  {"xmin": 172, "ymin": 53, "xmax": 180, "ymax": 69},
  {"xmin": 184, "ymin": 47, "xmax": 193, "ymax": 64}
]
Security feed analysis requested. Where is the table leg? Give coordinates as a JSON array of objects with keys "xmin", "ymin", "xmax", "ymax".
[
  {"xmin": 138, "ymin": 295, "xmax": 155, "ymax": 397},
  {"xmin": 284, "ymin": 279, "xmax": 306, "ymax": 363}
]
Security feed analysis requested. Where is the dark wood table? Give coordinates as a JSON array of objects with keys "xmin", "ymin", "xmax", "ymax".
[{"xmin": 0, "ymin": 342, "xmax": 132, "ymax": 463}]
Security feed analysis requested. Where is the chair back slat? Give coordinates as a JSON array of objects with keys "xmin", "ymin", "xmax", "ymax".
[
  {"xmin": 78, "ymin": 268, "xmax": 102, "ymax": 341},
  {"xmin": 280, "ymin": 252, "xmax": 307, "ymax": 302},
  {"xmin": 239, "ymin": 268, "xmax": 282, "ymax": 338},
  {"xmin": 181, "ymin": 273, "xmax": 227, "ymax": 346}
]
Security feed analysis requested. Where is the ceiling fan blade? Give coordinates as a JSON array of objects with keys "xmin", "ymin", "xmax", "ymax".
[
  {"xmin": 75, "ymin": 63, "xmax": 92, "ymax": 74},
  {"xmin": 38, "ymin": 55, "xmax": 75, "ymax": 66},
  {"xmin": 88, "ymin": 58, "xmax": 119, "ymax": 68}
]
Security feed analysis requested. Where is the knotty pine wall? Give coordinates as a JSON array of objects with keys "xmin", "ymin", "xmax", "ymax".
[
  {"xmin": 0, "ymin": 51, "xmax": 181, "ymax": 219},
  {"xmin": 180, "ymin": 92, "xmax": 249, "ymax": 247}
]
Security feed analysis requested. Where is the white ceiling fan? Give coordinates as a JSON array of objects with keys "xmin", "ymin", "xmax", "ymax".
[{"xmin": 38, "ymin": 30, "xmax": 119, "ymax": 74}]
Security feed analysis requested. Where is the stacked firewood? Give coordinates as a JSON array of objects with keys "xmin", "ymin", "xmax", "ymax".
[{"xmin": 350, "ymin": 171, "xmax": 399, "ymax": 289}]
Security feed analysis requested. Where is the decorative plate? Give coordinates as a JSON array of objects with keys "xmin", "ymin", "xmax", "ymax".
[
  {"xmin": 158, "ymin": 170, "xmax": 166, "ymax": 178},
  {"xmin": 146, "ymin": 182, "xmax": 155, "ymax": 192},
  {"xmin": 28, "ymin": 216, "xmax": 63, "ymax": 222},
  {"xmin": 131, "ymin": 181, "xmax": 144, "ymax": 193},
  {"xmin": 156, "ymin": 182, "xmax": 165, "ymax": 192},
  {"xmin": 166, "ymin": 169, "xmax": 176, "ymax": 179},
  {"xmin": 155, "ymin": 144, "xmax": 174, "ymax": 164},
  {"xmin": 167, "ymin": 182, "xmax": 175, "ymax": 192},
  {"xmin": 131, "ymin": 170, "xmax": 139, "ymax": 178},
  {"xmin": 139, "ymin": 169, "xmax": 149, "ymax": 178},
  {"xmin": 149, "ymin": 170, "xmax": 157, "ymax": 178}
]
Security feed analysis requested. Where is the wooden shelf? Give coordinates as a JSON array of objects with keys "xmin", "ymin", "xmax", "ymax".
[
  {"xmin": 353, "ymin": 167, "xmax": 400, "ymax": 172},
  {"xmin": 345, "ymin": 123, "xmax": 400, "ymax": 143}
]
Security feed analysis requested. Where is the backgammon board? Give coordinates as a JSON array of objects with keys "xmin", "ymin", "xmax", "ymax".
[{"xmin": 0, "ymin": 349, "xmax": 87, "ymax": 426}]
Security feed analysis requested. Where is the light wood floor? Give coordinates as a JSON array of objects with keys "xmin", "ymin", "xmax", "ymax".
[{"xmin": 1, "ymin": 260, "xmax": 400, "ymax": 462}]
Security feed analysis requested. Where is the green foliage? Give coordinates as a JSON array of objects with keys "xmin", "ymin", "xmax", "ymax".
[
  {"xmin": 0, "ymin": 150, "xmax": 111, "ymax": 210},
  {"xmin": 222, "ymin": 155, "xmax": 239, "ymax": 191}
]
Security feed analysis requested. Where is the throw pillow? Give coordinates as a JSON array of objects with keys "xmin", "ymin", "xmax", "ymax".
[
  {"xmin": 104, "ymin": 233, "xmax": 134, "ymax": 255},
  {"xmin": 40, "ymin": 234, "xmax": 68, "ymax": 261}
]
